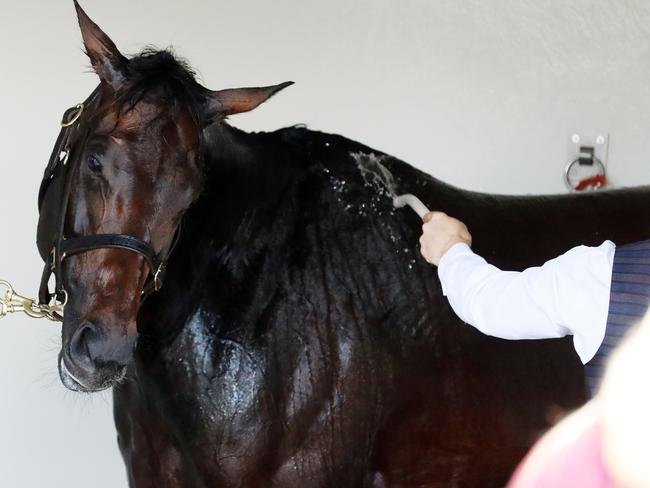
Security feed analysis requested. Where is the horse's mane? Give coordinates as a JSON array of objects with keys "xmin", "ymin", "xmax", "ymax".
[{"xmin": 117, "ymin": 48, "xmax": 207, "ymax": 123}]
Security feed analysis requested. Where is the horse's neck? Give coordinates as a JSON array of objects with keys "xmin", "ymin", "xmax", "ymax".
[
  {"xmin": 143, "ymin": 128, "xmax": 427, "ymax": 348},
  {"xmin": 137, "ymin": 124, "xmax": 302, "ymax": 347}
]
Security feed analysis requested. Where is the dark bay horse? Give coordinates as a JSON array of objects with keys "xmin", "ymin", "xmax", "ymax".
[{"xmin": 39, "ymin": 2, "xmax": 650, "ymax": 487}]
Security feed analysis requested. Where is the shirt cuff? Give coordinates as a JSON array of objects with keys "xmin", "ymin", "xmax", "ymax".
[
  {"xmin": 437, "ymin": 242, "xmax": 475, "ymax": 296},
  {"xmin": 572, "ymin": 240, "xmax": 616, "ymax": 363}
]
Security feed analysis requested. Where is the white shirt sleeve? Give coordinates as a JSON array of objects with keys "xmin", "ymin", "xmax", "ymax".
[{"xmin": 437, "ymin": 241, "xmax": 615, "ymax": 364}]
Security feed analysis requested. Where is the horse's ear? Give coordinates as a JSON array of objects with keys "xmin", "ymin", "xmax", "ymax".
[
  {"xmin": 204, "ymin": 82, "xmax": 294, "ymax": 122},
  {"xmin": 74, "ymin": 0, "xmax": 128, "ymax": 90}
]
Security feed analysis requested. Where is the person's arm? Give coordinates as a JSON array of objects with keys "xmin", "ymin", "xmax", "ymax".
[{"xmin": 420, "ymin": 212, "xmax": 614, "ymax": 364}]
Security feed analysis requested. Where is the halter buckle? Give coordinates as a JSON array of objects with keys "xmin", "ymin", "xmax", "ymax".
[
  {"xmin": 50, "ymin": 247, "xmax": 56, "ymax": 271},
  {"xmin": 60, "ymin": 147, "xmax": 70, "ymax": 166}
]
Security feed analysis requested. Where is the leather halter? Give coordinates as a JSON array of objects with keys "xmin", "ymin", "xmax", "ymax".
[{"xmin": 36, "ymin": 87, "xmax": 176, "ymax": 319}]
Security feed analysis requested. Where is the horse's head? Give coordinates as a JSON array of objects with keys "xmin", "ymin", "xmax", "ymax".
[{"xmin": 40, "ymin": 1, "xmax": 292, "ymax": 392}]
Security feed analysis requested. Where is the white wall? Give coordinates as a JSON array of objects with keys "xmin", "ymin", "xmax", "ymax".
[{"xmin": 1, "ymin": 1, "xmax": 650, "ymax": 487}]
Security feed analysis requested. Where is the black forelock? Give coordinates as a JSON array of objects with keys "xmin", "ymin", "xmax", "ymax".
[{"xmin": 117, "ymin": 47, "xmax": 207, "ymax": 123}]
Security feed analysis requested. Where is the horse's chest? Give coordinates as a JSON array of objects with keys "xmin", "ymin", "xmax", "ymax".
[{"xmin": 116, "ymin": 319, "xmax": 389, "ymax": 486}]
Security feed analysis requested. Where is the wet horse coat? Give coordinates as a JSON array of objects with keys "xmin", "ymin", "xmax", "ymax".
[
  {"xmin": 48, "ymin": 3, "xmax": 650, "ymax": 487},
  {"xmin": 117, "ymin": 124, "xmax": 650, "ymax": 487}
]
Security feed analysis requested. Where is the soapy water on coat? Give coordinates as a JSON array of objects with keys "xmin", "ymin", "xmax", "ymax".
[
  {"xmin": 352, "ymin": 152, "xmax": 398, "ymax": 199},
  {"xmin": 322, "ymin": 151, "xmax": 424, "ymax": 268},
  {"xmin": 346, "ymin": 152, "xmax": 422, "ymax": 269},
  {"xmin": 323, "ymin": 152, "xmax": 397, "ymax": 219},
  {"xmin": 351, "ymin": 152, "xmax": 430, "ymax": 219}
]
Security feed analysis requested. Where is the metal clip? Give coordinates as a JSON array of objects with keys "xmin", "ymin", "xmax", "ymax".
[{"xmin": 0, "ymin": 279, "xmax": 65, "ymax": 322}]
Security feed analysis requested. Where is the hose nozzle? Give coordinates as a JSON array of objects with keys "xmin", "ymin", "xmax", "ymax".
[{"xmin": 393, "ymin": 194, "xmax": 430, "ymax": 220}]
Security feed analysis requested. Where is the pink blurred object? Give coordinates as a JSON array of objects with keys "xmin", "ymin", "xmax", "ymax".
[{"xmin": 507, "ymin": 403, "xmax": 612, "ymax": 488}]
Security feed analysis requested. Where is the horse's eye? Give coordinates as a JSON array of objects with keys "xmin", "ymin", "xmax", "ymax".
[{"xmin": 87, "ymin": 155, "xmax": 103, "ymax": 173}]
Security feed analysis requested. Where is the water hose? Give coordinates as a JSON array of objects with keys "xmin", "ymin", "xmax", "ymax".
[{"xmin": 393, "ymin": 194, "xmax": 430, "ymax": 220}]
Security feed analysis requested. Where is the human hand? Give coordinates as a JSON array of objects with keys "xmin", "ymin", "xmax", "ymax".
[{"xmin": 419, "ymin": 211, "xmax": 472, "ymax": 265}]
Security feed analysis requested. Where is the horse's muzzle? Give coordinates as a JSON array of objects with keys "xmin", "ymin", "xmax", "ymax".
[
  {"xmin": 58, "ymin": 350, "xmax": 127, "ymax": 392},
  {"xmin": 58, "ymin": 320, "xmax": 132, "ymax": 392}
]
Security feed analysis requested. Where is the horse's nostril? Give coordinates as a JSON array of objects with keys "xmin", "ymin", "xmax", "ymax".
[{"xmin": 68, "ymin": 322, "xmax": 100, "ymax": 372}]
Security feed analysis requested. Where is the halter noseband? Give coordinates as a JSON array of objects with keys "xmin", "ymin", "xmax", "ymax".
[{"xmin": 36, "ymin": 89, "xmax": 175, "ymax": 320}]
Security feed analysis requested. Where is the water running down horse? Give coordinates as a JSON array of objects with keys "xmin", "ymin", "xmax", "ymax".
[{"xmin": 30, "ymin": 2, "xmax": 650, "ymax": 486}]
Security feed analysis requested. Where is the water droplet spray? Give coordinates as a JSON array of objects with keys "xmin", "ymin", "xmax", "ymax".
[{"xmin": 351, "ymin": 152, "xmax": 430, "ymax": 219}]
